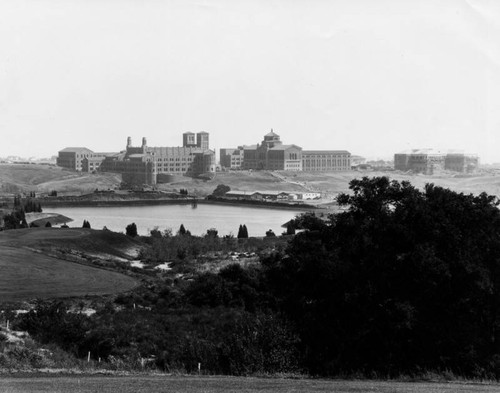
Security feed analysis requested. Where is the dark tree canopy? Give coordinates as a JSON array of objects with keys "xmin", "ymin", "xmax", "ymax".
[
  {"xmin": 212, "ymin": 184, "xmax": 231, "ymax": 197},
  {"xmin": 126, "ymin": 222, "xmax": 138, "ymax": 237},
  {"xmin": 266, "ymin": 176, "xmax": 500, "ymax": 377},
  {"xmin": 237, "ymin": 224, "xmax": 249, "ymax": 239}
]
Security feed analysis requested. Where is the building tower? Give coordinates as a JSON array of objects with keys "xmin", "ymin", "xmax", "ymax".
[
  {"xmin": 196, "ymin": 132, "xmax": 209, "ymax": 150},
  {"xmin": 183, "ymin": 132, "xmax": 196, "ymax": 148},
  {"xmin": 127, "ymin": 136, "xmax": 132, "ymax": 149}
]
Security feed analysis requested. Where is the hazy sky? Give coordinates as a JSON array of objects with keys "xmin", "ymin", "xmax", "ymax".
[{"xmin": 1, "ymin": 0, "xmax": 500, "ymax": 162}]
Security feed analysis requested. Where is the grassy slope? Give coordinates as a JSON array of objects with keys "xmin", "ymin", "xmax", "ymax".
[
  {"xmin": 156, "ymin": 171, "xmax": 306, "ymax": 196},
  {"xmin": 0, "ymin": 228, "xmax": 139, "ymax": 302},
  {"xmin": 0, "ymin": 164, "xmax": 121, "ymax": 194}
]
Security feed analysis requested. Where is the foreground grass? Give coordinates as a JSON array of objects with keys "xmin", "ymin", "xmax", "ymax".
[{"xmin": 1, "ymin": 376, "xmax": 499, "ymax": 393}]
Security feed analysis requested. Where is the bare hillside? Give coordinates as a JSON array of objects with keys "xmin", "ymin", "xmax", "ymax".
[
  {"xmin": 3, "ymin": 163, "xmax": 500, "ymax": 200},
  {"xmin": 274, "ymin": 170, "xmax": 500, "ymax": 199},
  {"xmin": 0, "ymin": 164, "xmax": 122, "ymax": 195}
]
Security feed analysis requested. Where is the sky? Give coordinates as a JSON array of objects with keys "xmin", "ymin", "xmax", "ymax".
[{"xmin": 1, "ymin": 0, "xmax": 500, "ymax": 162}]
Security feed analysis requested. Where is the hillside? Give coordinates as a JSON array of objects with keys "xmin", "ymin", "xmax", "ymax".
[
  {"xmin": 0, "ymin": 163, "xmax": 122, "ymax": 195},
  {"xmin": 274, "ymin": 169, "xmax": 500, "ymax": 199},
  {"xmin": 3, "ymin": 163, "xmax": 500, "ymax": 201},
  {"xmin": 0, "ymin": 228, "xmax": 139, "ymax": 302}
]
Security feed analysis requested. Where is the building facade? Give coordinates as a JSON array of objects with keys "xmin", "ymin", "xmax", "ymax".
[
  {"xmin": 394, "ymin": 149, "xmax": 479, "ymax": 174},
  {"xmin": 57, "ymin": 148, "xmax": 111, "ymax": 171},
  {"xmin": 242, "ymin": 131, "xmax": 303, "ymax": 171},
  {"xmin": 220, "ymin": 147, "xmax": 244, "ymax": 169},
  {"xmin": 220, "ymin": 130, "xmax": 351, "ymax": 172},
  {"xmin": 98, "ymin": 133, "xmax": 215, "ymax": 185},
  {"xmin": 302, "ymin": 150, "xmax": 351, "ymax": 171}
]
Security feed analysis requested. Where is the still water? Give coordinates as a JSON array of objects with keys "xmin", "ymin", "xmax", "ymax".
[{"xmin": 46, "ymin": 204, "xmax": 303, "ymax": 237}]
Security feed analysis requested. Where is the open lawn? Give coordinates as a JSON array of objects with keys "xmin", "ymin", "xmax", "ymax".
[
  {"xmin": 0, "ymin": 228, "xmax": 138, "ymax": 302},
  {"xmin": 1, "ymin": 376, "xmax": 499, "ymax": 393}
]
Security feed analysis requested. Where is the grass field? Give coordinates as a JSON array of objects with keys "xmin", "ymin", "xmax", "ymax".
[
  {"xmin": 1, "ymin": 376, "xmax": 499, "ymax": 393},
  {"xmin": 0, "ymin": 228, "xmax": 138, "ymax": 302}
]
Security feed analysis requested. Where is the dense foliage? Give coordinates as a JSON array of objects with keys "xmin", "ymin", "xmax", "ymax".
[
  {"xmin": 14, "ymin": 177, "xmax": 500, "ymax": 378},
  {"xmin": 266, "ymin": 177, "xmax": 500, "ymax": 377},
  {"xmin": 126, "ymin": 222, "xmax": 138, "ymax": 237}
]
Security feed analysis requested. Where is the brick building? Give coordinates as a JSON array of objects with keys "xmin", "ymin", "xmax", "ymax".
[
  {"xmin": 221, "ymin": 130, "xmax": 351, "ymax": 172},
  {"xmin": 57, "ymin": 148, "xmax": 111, "ymax": 171},
  {"xmin": 99, "ymin": 133, "xmax": 215, "ymax": 185},
  {"xmin": 219, "ymin": 148, "xmax": 244, "ymax": 169},
  {"xmin": 242, "ymin": 131, "xmax": 302, "ymax": 171},
  {"xmin": 302, "ymin": 150, "xmax": 351, "ymax": 171}
]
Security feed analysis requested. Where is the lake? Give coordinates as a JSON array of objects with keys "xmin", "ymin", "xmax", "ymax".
[{"xmin": 46, "ymin": 203, "xmax": 303, "ymax": 237}]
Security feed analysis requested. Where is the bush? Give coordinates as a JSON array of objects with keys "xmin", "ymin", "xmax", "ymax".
[{"xmin": 126, "ymin": 223, "xmax": 138, "ymax": 237}]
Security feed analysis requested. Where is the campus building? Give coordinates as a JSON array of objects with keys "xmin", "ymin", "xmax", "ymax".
[
  {"xmin": 220, "ymin": 130, "xmax": 351, "ymax": 172},
  {"xmin": 394, "ymin": 149, "xmax": 479, "ymax": 174},
  {"xmin": 242, "ymin": 131, "xmax": 303, "ymax": 171},
  {"xmin": 58, "ymin": 133, "xmax": 215, "ymax": 185},
  {"xmin": 98, "ymin": 134, "xmax": 215, "ymax": 185},
  {"xmin": 302, "ymin": 150, "xmax": 351, "ymax": 171},
  {"xmin": 220, "ymin": 148, "xmax": 244, "ymax": 169},
  {"xmin": 56, "ymin": 148, "xmax": 112, "ymax": 172}
]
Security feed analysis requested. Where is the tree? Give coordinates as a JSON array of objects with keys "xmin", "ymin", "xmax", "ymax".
[
  {"xmin": 126, "ymin": 222, "xmax": 138, "ymax": 237},
  {"xmin": 178, "ymin": 224, "xmax": 187, "ymax": 236},
  {"xmin": 206, "ymin": 228, "xmax": 218, "ymax": 238},
  {"xmin": 265, "ymin": 176, "xmax": 500, "ymax": 377},
  {"xmin": 212, "ymin": 184, "xmax": 231, "ymax": 197},
  {"xmin": 265, "ymin": 229, "xmax": 276, "ymax": 237},
  {"xmin": 45, "ymin": 221, "xmax": 52, "ymax": 227},
  {"xmin": 237, "ymin": 224, "xmax": 249, "ymax": 238},
  {"xmin": 82, "ymin": 220, "xmax": 91, "ymax": 229}
]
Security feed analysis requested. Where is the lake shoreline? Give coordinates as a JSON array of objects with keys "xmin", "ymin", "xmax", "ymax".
[{"xmin": 39, "ymin": 196, "xmax": 320, "ymax": 211}]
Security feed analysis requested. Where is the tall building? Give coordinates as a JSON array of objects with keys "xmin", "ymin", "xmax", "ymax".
[
  {"xmin": 183, "ymin": 132, "xmax": 209, "ymax": 149},
  {"xmin": 196, "ymin": 131, "xmax": 210, "ymax": 150}
]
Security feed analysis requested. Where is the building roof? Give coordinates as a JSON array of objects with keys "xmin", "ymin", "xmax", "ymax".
[
  {"xmin": 395, "ymin": 148, "xmax": 446, "ymax": 155},
  {"xmin": 254, "ymin": 190, "xmax": 290, "ymax": 196},
  {"xmin": 270, "ymin": 144, "xmax": 302, "ymax": 151},
  {"xmin": 59, "ymin": 147, "xmax": 94, "ymax": 154},
  {"xmin": 226, "ymin": 191, "xmax": 259, "ymax": 196},
  {"xmin": 302, "ymin": 150, "xmax": 350, "ymax": 155},
  {"xmin": 264, "ymin": 130, "xmax": 279, "ymax": 138}
]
